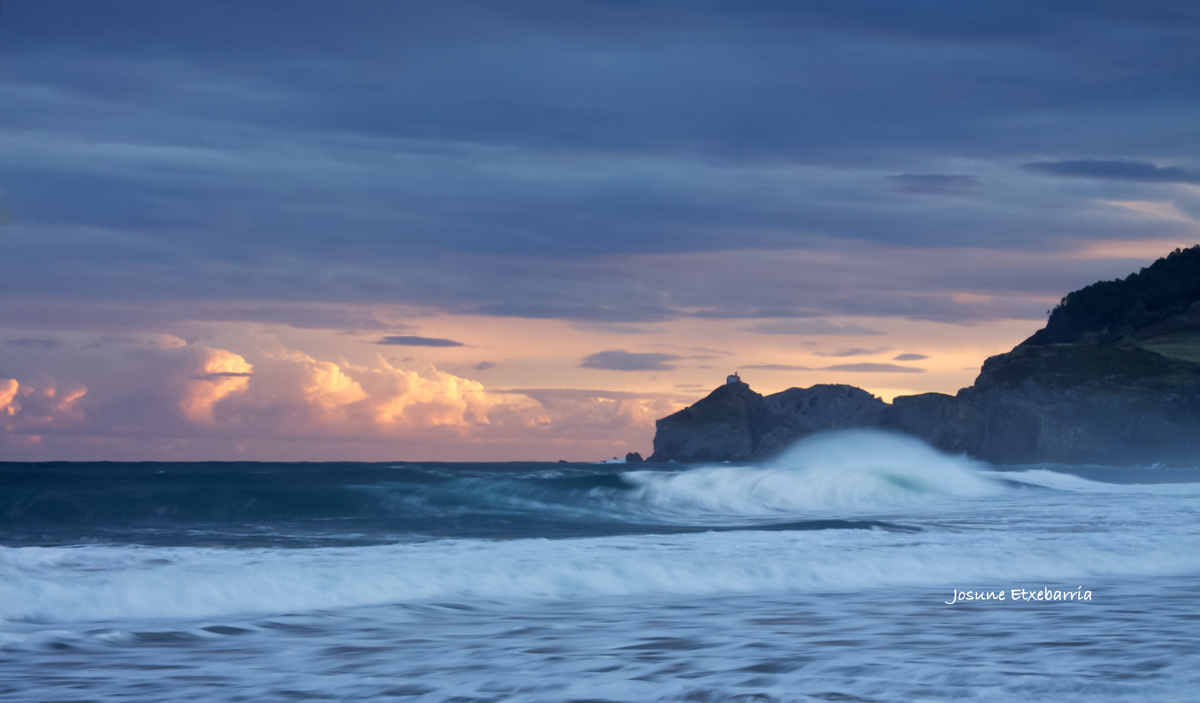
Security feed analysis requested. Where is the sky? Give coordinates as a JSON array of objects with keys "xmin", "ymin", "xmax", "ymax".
[{"xmin": 2, "ymin": 0, "xmax": 1199, "ymax": 461}]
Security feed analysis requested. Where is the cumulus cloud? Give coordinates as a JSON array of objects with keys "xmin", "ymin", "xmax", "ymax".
[
  {"xmin": 0, "ymin": 333, "xmax": 684, "ymax": 460},
  {"xmin": 180, "ymin": 348, "xmax": 254, "ymax": 423},
  {"xmin": 0, "ymin": 377, "xmax": 87, "ymax": 433},
  {"xmin": 235, "ymin": 354, "xmax": 677, "ymax": 446},
  {"xmin": 0, "ymin": 379, "xmax": 18, "ymax": 417},
  {"xmin": 369, "ymin": 361, "xmax": 510, "ymax": 429},
  {"xmin": 302, "ymin": 359, "xmax": 369, "ymax": 414},
  {"xmin": 579, "ymin": 350, "xmax": 682, "ymax": 371}
]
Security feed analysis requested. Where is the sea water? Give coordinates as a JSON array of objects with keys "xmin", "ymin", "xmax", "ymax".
[{"xmin": 1, "ymin": 430, "xmax": 1198, "ymax": 702}]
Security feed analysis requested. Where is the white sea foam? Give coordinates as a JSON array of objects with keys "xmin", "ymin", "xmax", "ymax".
[
  {"xmin": 2, "ymin": 434, "xmax": 1197, "ymax": 628},
  {"xmin": 4, "ymin": 452, "xmax": 1198, "ymax": 703},
  {"xmin": 621, "ymin": 430, "xmax": 1000, "ymax": 519},
  {"xmin": 985, "ymin": 468, "xmax": 1116, "ymax": 491},
  {"xmin": 3, "ymin": 505, "xmax": 1198, "ymax": 625}
]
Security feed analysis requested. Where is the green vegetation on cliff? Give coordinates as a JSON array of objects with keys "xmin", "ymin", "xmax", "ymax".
[
  {"xmin": 1025, "ymin": 245, "xmax": 1200, "ymax": 347},
  {"xmin": 977, "ymin": 343, "xmax": 1200, "ymax": 393}
]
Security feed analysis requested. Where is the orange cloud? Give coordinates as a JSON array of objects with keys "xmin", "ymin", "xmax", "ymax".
[
  {"xmin": 0, "ymin": 377, "xmax": 87, "ymax": 433},
  {"xmin": 181, "ymin": 348, "xmax": 253, "ymax": 423},
  {"xmin": 242, "ymin": 348, "xmax": 548, "ymax": 435},
  {"xmin": 302, "ymin": 358, "xmax": 370, "ymax": 417},
  {"xmin": 370, "ymin": 359, "xmax": 547, "ymax": 430},
  {"xmin": 1, "ymin": 335, "xmax": 680, "ymax": 460},
  {"xmin": 57, "ymin": 388, "xmax": 87, "ymax": 410},
  {"xmin": 0, "ymin": 379, "xmax": 17, "ymax": 417}
]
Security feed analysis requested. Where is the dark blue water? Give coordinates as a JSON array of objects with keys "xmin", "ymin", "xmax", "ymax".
[{"xmin": 2, "ymin": 431, "xmax": 1198, "ymax": 702}]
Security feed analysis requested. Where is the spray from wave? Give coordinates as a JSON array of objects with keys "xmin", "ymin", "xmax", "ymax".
[
  {"xmin": 621, "ymin": 430, "xmax": 1000, "ymax": 520},
  {"xmin": 2, "ymin": 433, "xmax": 1198, "ymax": 626}
]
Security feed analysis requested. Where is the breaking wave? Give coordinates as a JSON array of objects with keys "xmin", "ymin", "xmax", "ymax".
[
  {"xmin": 0, "ymin": 432, "xmax": 1003, "ymax": 540},
  {"xmin": 5, "ymin": 432, "xmax": 1198, "ymax": 626},
  {"xmin": 4, "ymin": 522, "xmax": 1198, "ymax": 624},
  {"xmin": 622, "ymin": 430, "xmax": 1000, "ymax": 520}
]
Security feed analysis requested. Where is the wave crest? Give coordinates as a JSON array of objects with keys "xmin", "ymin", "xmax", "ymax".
[{"xmin": 623, "ymin": 430, "xmax": 998, "ymax": 519}]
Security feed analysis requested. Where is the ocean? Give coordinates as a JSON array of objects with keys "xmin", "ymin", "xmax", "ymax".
[{"xmin": 1, "ymin": 430, "xmax": 1198, "ymax": 702}]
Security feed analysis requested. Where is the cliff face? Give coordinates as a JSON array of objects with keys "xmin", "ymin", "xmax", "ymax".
[
  {"xmin": 649, "ymin": 245, "xmax": 1200, "ymax": 466},
  {"xmin": 886, "ymin": 344, "xmax": 1200, "ymax": 465},
  {"xmin": 648, "ymin": 383, "xmax": 886, "ymax": 462},
  {"xmin": 763, "ymin": 385, "xmax": 886, "ymax": 433},
  {"xmin": 648, "ymin": 383, "xmax": 789, "ymax": 463}
]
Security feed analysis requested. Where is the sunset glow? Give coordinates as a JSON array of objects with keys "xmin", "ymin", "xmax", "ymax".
[{"xmin": 2, "ymin": 3, "xmax": 1198, "ymax": 461}]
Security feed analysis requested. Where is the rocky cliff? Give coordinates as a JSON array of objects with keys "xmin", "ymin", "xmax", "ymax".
[
  {"xmin": 649, "ymin": 383, "xmax": 887, "ymax": 462},
  {"xmin": 883, "ymin": 343, "xmax": 1200, "ymax": 465},
  {"xmin": 649, "ymin": 245, "xmax": 1200, "ymax": 466}
]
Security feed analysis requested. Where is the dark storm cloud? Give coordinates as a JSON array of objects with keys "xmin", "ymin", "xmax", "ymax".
[
  {"xmin": 1023, "ymin": 160, "xmax": 1200, "ymax": 184},
  {"xmin": 888, "ymin": 175, "xmax": 980, "ymax": 195},
  {"xmin": 580, "ymin": 351, "xmax": 681, "ymax": 372},
  {"xmin": 2, "ymin": 0, "xmax": 1199, "ymax": 325},
  {"xmin": 374, "ymin": 336, "xmax": 466, "ymax": 348}
]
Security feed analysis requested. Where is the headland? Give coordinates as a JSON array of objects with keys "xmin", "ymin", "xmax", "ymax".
[{"xmin": 650, "ymin": 245, "xmax": 1200, "ymax": 466}]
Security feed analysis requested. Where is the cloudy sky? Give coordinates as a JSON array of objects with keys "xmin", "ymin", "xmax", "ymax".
[{"xmin": 2, "ymin": 0, "xmax": 1199, "ymax": 461}]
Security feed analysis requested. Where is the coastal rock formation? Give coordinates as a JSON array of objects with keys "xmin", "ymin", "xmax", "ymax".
[
  {"xmin": 649, "ymin": 245, "xmax": 1200, "ymax": 466},
  {"xmin": 884, "ymin": 343, "xmax": 1200, "ymax": 465},
  {"xmin": 648, "ymin": 382, "xmax": 886, "ymax": 463},
  {"xmin": 763, "ymin": 385, "xmax": 887, "ymax": 432}
]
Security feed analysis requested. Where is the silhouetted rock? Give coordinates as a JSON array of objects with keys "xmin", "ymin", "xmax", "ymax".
[
  {"xmin": 903, "ymin": 343, "xmax": 1200, "ymax": 465},
  {"xmin": 764, "ymin": 385, "xmax": 886, "ymax": 432},
  {"xmin": 624, "ymin": 452, "xmax": 644, "ymax": 463},
  {"xmin": 648, "ymin": 382, "xmax": 885, "ymax": 462},
  {"xmin": 650, "ymin": 246, "xmax": 1200, "ymax": 466}
]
